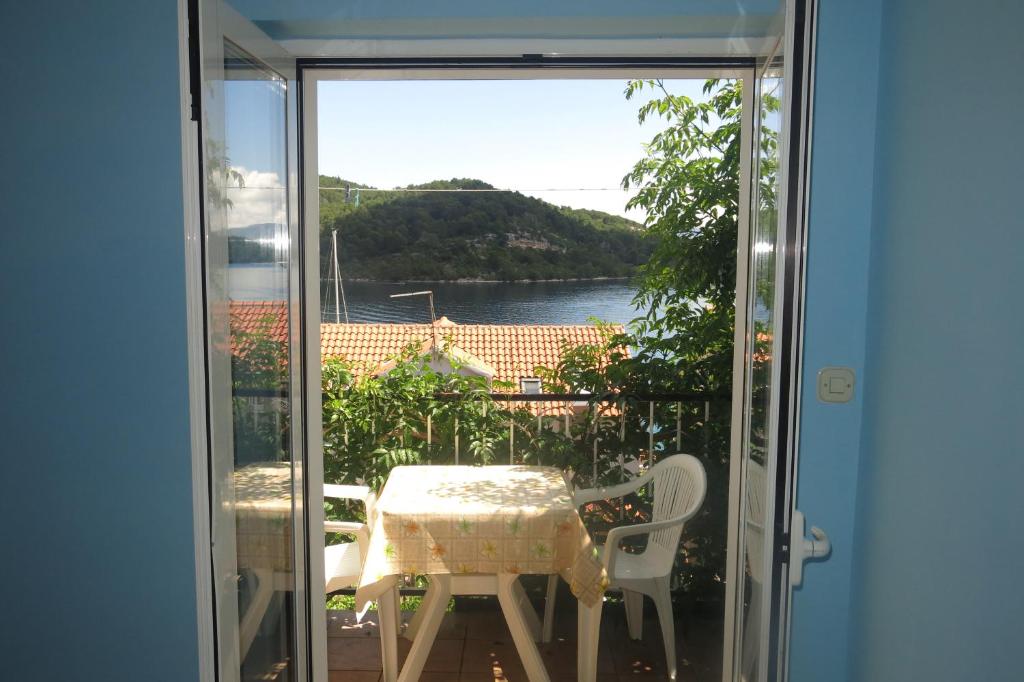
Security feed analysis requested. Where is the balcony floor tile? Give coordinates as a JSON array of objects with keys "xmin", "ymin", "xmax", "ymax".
[{"xmin": 326, "ymin": 602, "xmax": 721, "ymax": 682}]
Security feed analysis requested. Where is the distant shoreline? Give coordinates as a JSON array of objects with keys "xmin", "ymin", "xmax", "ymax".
[
  {"xmin": 227, "ymin": 263, "xmax": 636, "ymax": 285},
  {"xmin": 346, "ymin": 276, "xmax": 633, "ymax": 284}
]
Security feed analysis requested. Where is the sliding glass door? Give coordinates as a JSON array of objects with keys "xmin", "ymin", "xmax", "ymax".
[
  {"xmin": 733, "ymin": 53, "xmax": 785, "ymax": 682},
  {"xmin": 198, "ymin": 4, "xmax": 306, "ymax": 681},
  {"xmin": 725, "ymin": 0, "xmax": 814, "ymax": 678}
]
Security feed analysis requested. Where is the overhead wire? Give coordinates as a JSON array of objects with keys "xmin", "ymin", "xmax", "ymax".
[
  {"xmin": 227, "ymin": 186, "xmax": 629, "ymax": 192},
  {"xmin": 317, "ymin": 186, "xmax": 628, "ymax": 193}
]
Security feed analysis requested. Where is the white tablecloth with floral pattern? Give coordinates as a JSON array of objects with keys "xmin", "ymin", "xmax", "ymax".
[
  {"xmin": 234, "ymin": 462, "xmax": 293, "ymax": 574},
  {"xmin": 355, "ymin": 465, "xmax": 607, "ymax": 610}
]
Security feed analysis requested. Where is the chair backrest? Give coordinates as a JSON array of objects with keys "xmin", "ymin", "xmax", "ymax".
[
  {"xmin": 744, "ymin": 460, "xmax": 767, "ymax": 583},
  {"xmin": 646, "ymin": 454, "xmax": 708, "ymax": 574}
]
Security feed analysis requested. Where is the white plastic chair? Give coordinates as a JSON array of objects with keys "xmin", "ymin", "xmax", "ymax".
[
  {"xmin": 323, "ymin": 483, "xmax": 371, "ymax": 593},
  {"xmin": 740, "ymin": 461, "xmax": 766, "ymax": 681},
  {"xmin": 323, "ymin": 483, "xmax": 403, "ymax": 682},
  {"xmin": 543, "ymin": 454, "xmax": 707, "ymax": 681},
  {"xmin": 323, "ymin": 483, "xmax": 400, "ymax": 624}
]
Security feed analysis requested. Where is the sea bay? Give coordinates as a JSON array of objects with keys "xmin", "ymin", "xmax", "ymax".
[{"xmin": 228, "ymin": 264, "xmax": 640, "ymax": 325}]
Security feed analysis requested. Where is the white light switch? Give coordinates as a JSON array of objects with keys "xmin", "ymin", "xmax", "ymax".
[{"xmin": 817, "ymin": 367, "xmax": 855, "ymax": 403}]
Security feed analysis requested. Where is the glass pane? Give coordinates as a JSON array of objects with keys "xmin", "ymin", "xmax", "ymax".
[
  {"xmin": 739, "ymin": 57, "xmax": 784, "ymax": 682},
  {"xmin": 222, "ymin": 40, "xmax": 296, "ymax": 681}
]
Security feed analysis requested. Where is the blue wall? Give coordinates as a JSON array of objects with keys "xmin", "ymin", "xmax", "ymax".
[
  {"xmin": 787, "ymin": 1, "xmax": 883, "ymax": 680},
  {"xmin": 793, "ymin": 2, "xmax": 1024, "ymax": 681},
  {"xmin": 0, "ymin": 2, "xmax": 200, "ymax": 681},
  {"xmin": 4, "ymin": 2, "xmax": 1019, "ymax": 681},
  {"xmin": 849, "ymin": 1, "xmax": 1024, "ymax": 680}
]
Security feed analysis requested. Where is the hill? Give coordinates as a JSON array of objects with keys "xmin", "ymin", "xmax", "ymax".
[{"xmin": 318, "ymin": 176, "xmax": 651, "ymax": 281}]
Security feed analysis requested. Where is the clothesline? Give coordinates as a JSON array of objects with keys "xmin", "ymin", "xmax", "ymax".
[{"xmin": 318, "ymin": 186, "xmax": 627, "ymax": 193}]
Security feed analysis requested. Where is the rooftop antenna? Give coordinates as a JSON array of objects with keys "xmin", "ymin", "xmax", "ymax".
[
  {"xmin": 329, "ymin": 229, "xmax": 349, "ymax": 323},
  {"xmin": 389, "ymin": 290, "xmax": 436, "ymax": 325}
]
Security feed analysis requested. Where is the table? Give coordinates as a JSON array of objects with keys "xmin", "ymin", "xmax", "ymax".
[
  {"xmin": 233, "ymin": 462, "xmax": 295, "ymax": 660},
  {"xmin": 235, "ymin": 462, "xmax": 293, "ymax": 573},
  {"xmin": 355, "ymin": 465, "xmax": 608, "ymax": 682}
]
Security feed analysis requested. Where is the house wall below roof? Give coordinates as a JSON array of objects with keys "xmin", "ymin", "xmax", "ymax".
[{"xmin": 0, "ymin": 1, "xmax": 201, "ymax": 680}]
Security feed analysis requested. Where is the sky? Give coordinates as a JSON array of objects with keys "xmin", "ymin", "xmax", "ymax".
[
  {"xmin": 224, "ymin": 79, "xmax": 289, "ymax": 229},
  {"xmin": 315, "ymin": 78, "xmax": 708, "ymax": 223}
]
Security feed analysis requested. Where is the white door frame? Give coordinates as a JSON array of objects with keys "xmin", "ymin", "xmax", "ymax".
[
  {"xmin": 299, "ymin": 72, "xmax": 330, "ymax": 682},
  {"xmin": 178, "ymin": 14, "xmax": 815, "ymax": 682},
  {"xmin": 780, "ymin": 0, "xmax": 819, "ymax": 679},
  {"xmin": 176, "ymin": 0, "xmax": 215, "ymax": 678},
  {"xmin": 721, "ymin": 65, "xmax": 757, "ymax": 682},
  {"xmin": 181, "ymin": 1, "xmax": 304, "ymax": 680},
  {"xmin": 724, "ymin": 1, "xmax": 819, "ymax": 679}
]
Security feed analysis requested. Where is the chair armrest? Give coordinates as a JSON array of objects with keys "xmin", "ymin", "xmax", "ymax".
[
  {"xmin": 325, "ymin": 520, "xmax": 369, "ymax": 556},
  {"xmin": 573, "ymin": 474, "xmax": 650, "ymax": 507},
  {"xmin": 324, "ymin": 483, "xmax": 379, "ymax": 527},
  {"xmin": 324, "ymin": 483, "xmax": 371, "ymax": 502},
  {"xmin": 602, "ymin": 510, "xmax": 699, "ymax": 577},
  {"xmin": 325, "ymin": 520, "xmax": 366, "ymax": 535}
]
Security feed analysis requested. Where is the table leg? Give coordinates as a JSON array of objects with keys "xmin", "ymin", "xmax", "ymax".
[
  {"xmin": 377, "ymin": 577, "xmax": 400, "ymax": 682},
  {"xmin": 576, "ymin": 597, "xmax": 603, "ymax": 682},
  {"xmin": 497, "ymin": 574, "xmax": 551, "ymax": 682},
  {"xmin": 542, "ymin": 574, "xmax": 558, "ymax": 643},
  {"xmin": 398, "ymin": 574, "xmax": 451, "ymax": 682},
  {"xmin": 510, "ymin": 576, "xmax": 544, "ymax": 641},
  {"xmin": 404, "ymin": 576, "xmax": 440, "ymax": 642},
  {"xmin": 238, "ymin": 568, "xmax": 274, "ymax": 661}
]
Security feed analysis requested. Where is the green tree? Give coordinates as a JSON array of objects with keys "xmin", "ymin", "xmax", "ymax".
[
  {"xmin": 621, "ymin": 79, "xmax": 746, "ymax": 395},
  {"xmin": 230, "ymin": 315, "xmax": 289, "ymax": 464},
  {"xmin": 206, "ymin": 140, "xmax": 245, "ymax": 211},
  {"xmin": 540, "ymin": 79, "xmax": 779, "ymax": 602}
]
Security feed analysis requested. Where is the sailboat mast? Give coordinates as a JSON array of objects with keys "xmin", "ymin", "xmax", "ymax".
[{"xmin": 330, "ymin": 229, "xmax": 349, "ymax": 323}]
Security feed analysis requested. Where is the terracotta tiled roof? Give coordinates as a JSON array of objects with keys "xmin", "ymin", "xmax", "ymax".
[
  {"xmin": 229, "ymin": 302, "xmax": 623, "ymax": 387},
  {"xmin": 229, "ymin": 301, "xmax": 290, "ymax": 357},
  {"xmin": 321, "ymin": 316, "xmax": 622, "ymax": 386}
]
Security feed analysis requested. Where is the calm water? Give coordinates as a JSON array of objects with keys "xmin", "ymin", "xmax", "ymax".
[
  {"xmin": 228, "ymin": 265, "xmax": 640, "ymax": 325},
  {"xmin": 332, "ymin": 280, "xmax": 640, "ymax": 325}
]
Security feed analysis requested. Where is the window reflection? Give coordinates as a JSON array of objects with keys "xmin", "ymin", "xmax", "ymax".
[
  {"xmin": 740, "ymin": 62, "xmax": 783, "ymax": 682},
  {"xmin": 222, "ymin": 39, "xmax": 296, "ymax": 681}
]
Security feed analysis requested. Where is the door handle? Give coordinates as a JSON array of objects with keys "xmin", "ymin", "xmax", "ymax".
[{"xmin": 790, "ymin": 510, "xmax": 831, "ymax": 586}]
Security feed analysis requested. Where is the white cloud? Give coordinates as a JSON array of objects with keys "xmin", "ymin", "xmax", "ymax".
[{"xmin": 224, "ymin": 167, "xmax": 287, "ymax": 229}]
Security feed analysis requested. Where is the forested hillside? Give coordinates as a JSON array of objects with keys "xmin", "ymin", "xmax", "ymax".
[{"xmin": 318, "ymin": 176, "xmax": 651, "ymax": 281}]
